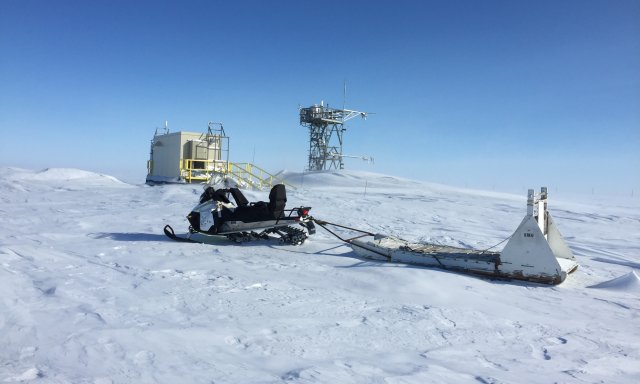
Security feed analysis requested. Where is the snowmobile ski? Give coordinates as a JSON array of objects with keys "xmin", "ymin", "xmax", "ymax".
[{"xmin": 163, "ymin": 224, "xmax": 201, "ymax": 243}]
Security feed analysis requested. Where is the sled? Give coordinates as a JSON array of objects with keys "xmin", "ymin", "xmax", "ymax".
[{"xmin": 347, "ymin": 188, "xmax": 578, "ymax": 285}]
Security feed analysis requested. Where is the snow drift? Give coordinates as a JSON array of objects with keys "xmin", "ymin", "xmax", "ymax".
[{"xmin": 589, "ymin": 270, "xmax": 640, "ymax": 292}]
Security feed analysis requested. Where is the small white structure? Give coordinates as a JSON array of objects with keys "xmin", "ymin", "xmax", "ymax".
[
  {"xmin": 349, "ymin": 187, "xmax": 579, "ymax": 285},
  {"xmin": 146, "ymin": 123, "xmax": 227, "ymax": 184}
]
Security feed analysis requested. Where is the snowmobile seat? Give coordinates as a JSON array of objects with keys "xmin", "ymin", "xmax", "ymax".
[
  {"xmin": 229, "ymin": 188, "xmax": 249, "ymax": 207},
  {"xmin": 268, "ymin": 184, "xmax": 287, "ymax": 219},
  {"xmin": 220, "ymin": 185, "xmax": 287, "ymax": 223},
  {"xmin": 225, "ymin": 201, "xmax": 269, "ymax": 222}
]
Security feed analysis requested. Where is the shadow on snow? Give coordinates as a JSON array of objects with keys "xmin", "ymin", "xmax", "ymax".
[{"xmin": 91, "ymin": 232, "xmax": 170, "ymax": 242}]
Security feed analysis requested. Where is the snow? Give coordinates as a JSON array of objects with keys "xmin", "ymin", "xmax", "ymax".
[
  {"xmin": 1, "ymin": 167, "xmax": 639, "ymax": 383},
  {"xmin": 589, "ymin": 271, "xmax": 640, "ymax": 293}
]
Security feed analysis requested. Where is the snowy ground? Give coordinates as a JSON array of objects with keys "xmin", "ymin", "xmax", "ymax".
[{"xmin": 1, "ymin": 167, "xmax": 639, "ymax": 383}]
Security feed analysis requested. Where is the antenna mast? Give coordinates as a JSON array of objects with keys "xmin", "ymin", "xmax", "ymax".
[{"xmin": 299, "ymin": 101, "xmax": 368, "ymax": 171}]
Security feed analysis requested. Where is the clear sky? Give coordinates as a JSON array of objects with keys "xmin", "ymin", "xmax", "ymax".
[{"xmin": 1, "ymin": 0, "xmax": 638, "ymax": 195}]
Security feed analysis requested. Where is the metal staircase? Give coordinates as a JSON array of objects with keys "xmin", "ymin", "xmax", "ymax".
[
  {"xmin": 226, "ymin": 162, "xmax": 295, "ymax": 190},
  {"xmin": 179, "ymin": 159, "xmax": 295, "ymax": 190}
]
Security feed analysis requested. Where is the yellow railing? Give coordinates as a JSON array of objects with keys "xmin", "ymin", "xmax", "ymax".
[
  {"xmin": 227, "ymin": 162, "xmax": 296, "ymax": 190},
  {"xmin": 228, "ymin": 163, "xmax": 269, "ymax": 189},
  {"xmin": 179, "ymin": 159, "xmax": 295, "ymax": 189},
  {"xmin": 180, "ymin": 159, "xmax": 226, "ymax": 183}
]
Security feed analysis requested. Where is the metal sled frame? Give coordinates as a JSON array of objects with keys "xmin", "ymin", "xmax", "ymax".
[{"xmin": 346, "ymin": 187, "xmax": 579, "ymax": 285}]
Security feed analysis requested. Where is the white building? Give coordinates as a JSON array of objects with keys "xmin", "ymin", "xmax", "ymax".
[{"xmin": 146, "ymin": 129, "xmax": 227, "ymax": 184}]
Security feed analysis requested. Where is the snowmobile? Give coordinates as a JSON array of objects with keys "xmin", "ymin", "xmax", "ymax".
[{"xmin": 165, "ymin": 184, "xmax": 315, "ymax": 245}]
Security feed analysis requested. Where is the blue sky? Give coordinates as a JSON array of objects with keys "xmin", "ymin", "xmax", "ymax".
[{"xmin": 1, "ymin": 0, "xmax": 638, "ymax": 194}]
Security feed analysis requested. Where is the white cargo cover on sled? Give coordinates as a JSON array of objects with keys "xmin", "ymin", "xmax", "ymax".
[{"xmin": 350, "ymin": 188, "xmax": 578, "ymax": 285}]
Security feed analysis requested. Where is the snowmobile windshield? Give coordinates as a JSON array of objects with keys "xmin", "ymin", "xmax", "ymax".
[{"xmin": 200, "ymin": 187, "xmax": 231, "ymax": 205}]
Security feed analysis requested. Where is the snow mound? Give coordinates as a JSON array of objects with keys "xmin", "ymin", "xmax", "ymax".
[
  {"xmin": 280, "ymin": 169, "xmax": 520, "ymax": 203},
  {"xmin": 35, "ymin": 168, "xmax": 123, "ymax": 183},
  {"xmin": 0, "ymin": 167, "xmax": 128, "ymax": 187},
  {"xmin": 589, "ymin": 270, "xmax": 640, "ymax": 292},
  {"xmin": 281, "ymin": 170, "xmax": 422, "ymax": 189},
  {"xmin": 4, "ymin": 367, "xmax": 43, "ymax": 382}
]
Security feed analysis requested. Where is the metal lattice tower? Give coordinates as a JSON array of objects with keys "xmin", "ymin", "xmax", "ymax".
[{"xmin": 299, "ymin": 101, "xmax": 367, "ymax": 171}]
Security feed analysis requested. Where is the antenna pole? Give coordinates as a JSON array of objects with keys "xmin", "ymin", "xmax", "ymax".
[{"xmin": 343, "ymin": 80, "xmax": 346, "ymax": 112}]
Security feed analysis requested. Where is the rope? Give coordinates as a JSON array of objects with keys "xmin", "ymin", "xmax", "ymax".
[
  {"xmin": 312, "ymin": 219, "xmax": 376, "ymax": 236},
  {"xmin": 479, "ymin": 235, "xmax": 512, "ymax": 254},
  {"xmin": 312, "ymin": 219, "xmax": 391, "ymax": 260},
  {"xmin": 314, "ymin": 218, "xmax": 451, "ymax": 268}
]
